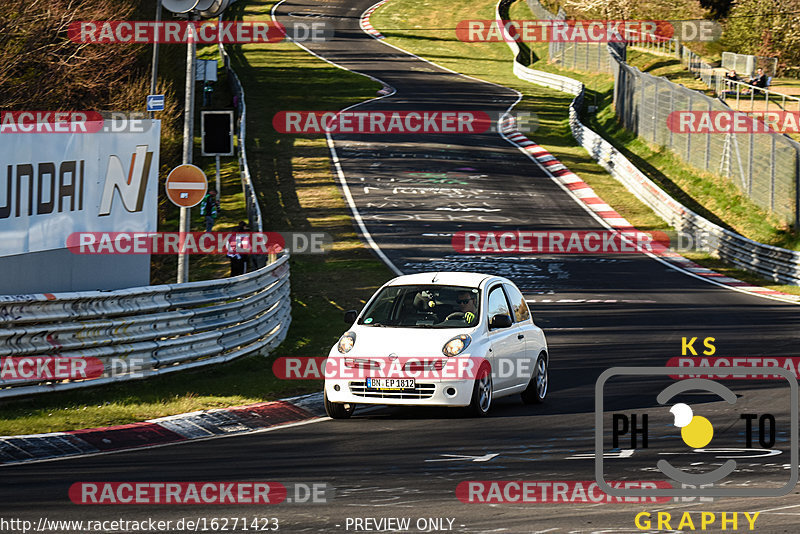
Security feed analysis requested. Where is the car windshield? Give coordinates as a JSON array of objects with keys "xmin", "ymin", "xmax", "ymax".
[{"xmin": 358, "ymin": 285, "xmax": 481, "ymax": 328}]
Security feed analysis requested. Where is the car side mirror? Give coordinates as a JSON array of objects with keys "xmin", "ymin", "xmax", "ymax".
[
  {"xmin": 489, "ymin": 314, "xmax": 513, "ymax": 329},
  {"xmin": 344, "ymin": 310, "xmax": 358, "ymax": 324}
]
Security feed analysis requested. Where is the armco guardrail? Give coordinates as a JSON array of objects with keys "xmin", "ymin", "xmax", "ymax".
[
  {"xmin": 0, "ymin": 255, "xmax": 291, "ymax": 398},
  {"xmin": 497, "ymin": 0, "xmax": 800, "ymax": 286}
]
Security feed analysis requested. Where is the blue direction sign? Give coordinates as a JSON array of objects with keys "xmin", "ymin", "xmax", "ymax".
[{"xmin": 147, "ymin": 94, "xmax": 165, "ymax": 112}]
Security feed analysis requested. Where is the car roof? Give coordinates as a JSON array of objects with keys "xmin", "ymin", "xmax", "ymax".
[{"xmin": 384, "ymin": 271, "xmax": 500, "ymax": 289}]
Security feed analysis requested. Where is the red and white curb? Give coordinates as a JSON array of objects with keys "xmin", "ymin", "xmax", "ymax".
[
  {"xmin": 0, "ymin": 393, "xmax": 326, "ymax": 466},
  {"xmin": 360, "ymin": 0, "xmax": 390, "ymax": 39},
  {"xmin": 500, "ymin": 120, "xmax": 800, "ymax": 302}
]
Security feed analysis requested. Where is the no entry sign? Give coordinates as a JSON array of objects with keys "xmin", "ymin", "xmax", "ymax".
[{"xmin": 165, "ymin": 164, "xmax": 208, "ymax": 208}]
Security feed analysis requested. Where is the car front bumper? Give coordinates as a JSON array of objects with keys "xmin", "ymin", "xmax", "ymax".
[{"xmin": 324, "ymin": 377, "xmax": 475, "ymax": 407}]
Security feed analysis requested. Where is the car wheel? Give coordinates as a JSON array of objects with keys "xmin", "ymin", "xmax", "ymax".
[
  {"xmin": 521, "ymin": 354, "xmax": 548, "ymax": 404},
  {"xmin": 467, "ymin": 364, "xmax": 492, "ymax": 417},
  {"xmin": 324, "ymin": 390, "xmax": 355, "ymax": 419}
]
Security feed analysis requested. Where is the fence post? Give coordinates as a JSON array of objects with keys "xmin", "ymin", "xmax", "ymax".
[
  {"xmin": 583, "ymin": 44, "xmax": 587, "ymax": 71},
  {"xmin": 668, "ymin": 83, "xmax": 675, "ymax": 148},
  {"xmin": 771, "ymin": 134, "xmax": 777, "ymax": 212},
  {"xmin": 653, "ymin": 79, "xmax": 659, "ymax": 144},
  {"xmin": 573, "ymin": 41, "xmax": 578, "ymax": 70},
  {"xmin": 685, "ymin": 94, "xmax": 692, "ymax": 161},
  {"xmin": 638, "ymin": 71, "xmax": 645, "ymax": 136}
]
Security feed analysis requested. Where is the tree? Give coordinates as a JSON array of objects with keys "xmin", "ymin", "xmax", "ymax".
[
  {"xmin": 698, "ymin": 0, "xmax": 734, "ymax": 18},
  {"xmin": 723, "ymin": 0, "xmax": 800, "ymax": 74},
  {"xmin": 0, "ymin": 0, "xmax": 144, "ymax": 110}
]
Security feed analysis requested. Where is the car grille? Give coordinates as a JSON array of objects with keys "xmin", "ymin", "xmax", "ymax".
[{"xmin": 348, "ymin": 381, "xmax": 436, "ymax": 399}]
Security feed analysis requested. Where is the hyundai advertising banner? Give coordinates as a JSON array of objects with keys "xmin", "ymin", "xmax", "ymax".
[{"xmin": 0, "ymin": 119, "xmax": 160, "ymax": 256}]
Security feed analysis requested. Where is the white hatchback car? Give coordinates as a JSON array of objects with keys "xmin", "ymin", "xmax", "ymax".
[{"xmin": 323, "ymin": 272, "xmax": 548, "ymax": 418}]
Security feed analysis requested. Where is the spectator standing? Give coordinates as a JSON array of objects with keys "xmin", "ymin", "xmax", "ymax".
[
  {"xmin": 199, "ymin": 190, "xmax": 219, "ymax": 232},
  {"xmin": 226, "ymin": 221, "xmax": 249, "ymax": 277},
  {"xmin": 240, "ymin": 222, "xmax": 252, "ymax": 273}
]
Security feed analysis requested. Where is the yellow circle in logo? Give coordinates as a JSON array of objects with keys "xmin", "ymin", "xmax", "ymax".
[{"xmin": 681, "ymin": 416, "xmax": 714, "ymax": 448}]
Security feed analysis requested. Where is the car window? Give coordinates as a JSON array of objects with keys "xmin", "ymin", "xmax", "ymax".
[
  {"xmin": 358, "ymin": 285, "xmax": 481, "ymax": 328},
  {"xmin": 362, "ymin": 286, "xmax": 402, "ymax": 323},
  {"xmin": 504, "ymin": 283, "xmax": 531, "ymax": 323},
  {"xmin": 486, "ymin": 285, "xmax": 510, "ymax": 321}
]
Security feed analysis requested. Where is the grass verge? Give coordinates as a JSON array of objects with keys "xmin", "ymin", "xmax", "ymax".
[
  {"xmin": 372, "ymin": 0, "xmax": 800, "ymax": 295},
  {"xmin": 0, "ymin": 0, "xmax": 394, "ymax": 436}
]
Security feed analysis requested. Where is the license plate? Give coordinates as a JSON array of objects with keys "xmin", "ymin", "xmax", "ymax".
[{"xmin": 366, "ymin": 378, "xmax": 415, "ymax": 390}]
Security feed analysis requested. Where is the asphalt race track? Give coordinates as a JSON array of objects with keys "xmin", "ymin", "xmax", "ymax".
[{"xmin": 3, "ymin": 1, "xmax": 800, "ymax": 532}]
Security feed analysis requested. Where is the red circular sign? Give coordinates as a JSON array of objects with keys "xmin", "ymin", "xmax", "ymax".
[{"xmin": 165, "ymin": 164, "xmax": 208, "ymax": 208}]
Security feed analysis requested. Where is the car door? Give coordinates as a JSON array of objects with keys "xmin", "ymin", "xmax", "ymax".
[
  {"xmin": 503, "ymin": 282, "xmax": 539, "ymax": 390},
  {"xmin": 484, "ymin": 284, "xmax": 523, "ymax": 393}
]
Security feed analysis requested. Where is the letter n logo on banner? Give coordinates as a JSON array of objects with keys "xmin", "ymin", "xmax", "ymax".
[{"xmin": 98, "ymin": 145, "xmax": 153, "ymax": 215}]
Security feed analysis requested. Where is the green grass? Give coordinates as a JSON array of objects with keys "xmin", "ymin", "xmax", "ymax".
[
  {"xmin": 372, "ymin": 0, "xmax": 800, "ymax": 295},
  {"xmin": 0, "ymin": 0, "xmax": 394, "ymax": 436}
]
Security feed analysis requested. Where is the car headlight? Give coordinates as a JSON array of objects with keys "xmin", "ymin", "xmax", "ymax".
[
  {"xmin": 338, "ymin": 331, "xmax": 356, "ymax": 354},
  {"xmin": 442, "ymin": 334, "xmax": 471, "ymax": 357}
]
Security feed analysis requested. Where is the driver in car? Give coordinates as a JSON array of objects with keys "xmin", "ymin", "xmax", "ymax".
[{"xmin": 446, "ymin": 291, "xmax": 478, "ymax": 324}]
